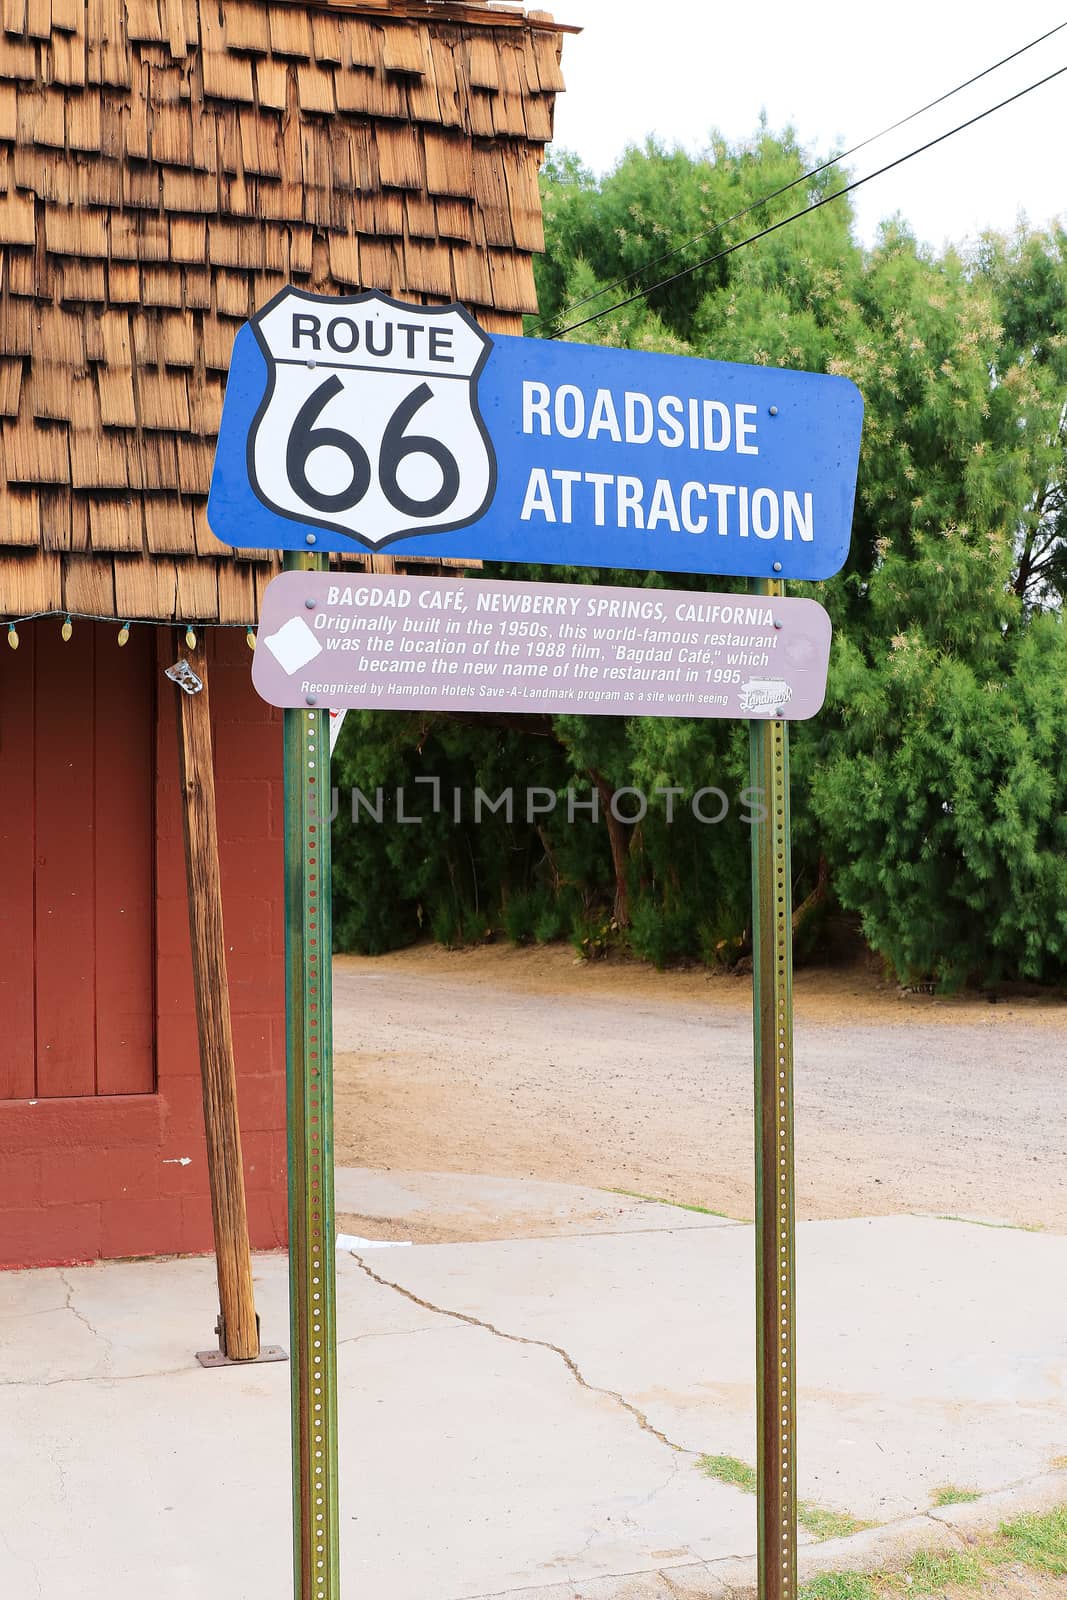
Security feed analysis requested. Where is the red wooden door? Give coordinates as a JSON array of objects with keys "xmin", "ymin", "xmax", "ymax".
[
  {"xmin": 0, "ymin": 626, "xmax": 35, "ymax": 1099},
  {"xmin": 0, "ymin": 622, "xmax": 155, "ymax": 1099}
]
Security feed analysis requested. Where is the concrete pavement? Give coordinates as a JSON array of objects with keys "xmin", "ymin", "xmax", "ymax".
[{"xmin": 1, "ymin": 1173, "xmax": 1065, "ymax": 1600}]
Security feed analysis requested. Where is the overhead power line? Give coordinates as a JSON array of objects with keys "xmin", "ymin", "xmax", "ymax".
[
  {"xmin": 541, "ymin": 17, "xmax": 1067, "ymax": 332},
  {"xmin": 549, "ymin": 60, "xmax": 1067, "ymax": 340}
]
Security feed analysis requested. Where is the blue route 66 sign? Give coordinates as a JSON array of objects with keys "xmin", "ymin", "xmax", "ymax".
[{"xmin": 209, "ymin": 287, "xmax": 863, "ymax": 581}]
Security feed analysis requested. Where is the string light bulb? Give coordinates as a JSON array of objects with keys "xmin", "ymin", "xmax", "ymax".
[
  {"xmin": 246, "ymin": 627, "xmax": 256, "ymax": 651},
  {"xmin": 6, "ymin": 623, "xmax": 18, "ymax": 650},
  {"xmin": 117, "ymin": 621, "xmax": 131, "ymax": 647},
  {"xmin": 185, "ymin": 626, "xmax": 197, "ymax": 650},
  {"xmin": 61, "ymin": 615, "xmax": 73, "ymax": 642}
]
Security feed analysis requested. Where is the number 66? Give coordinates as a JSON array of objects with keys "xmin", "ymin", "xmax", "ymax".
[{"xmin": 285, "ymin": 376, "xmax": 461, "ymax": 518}]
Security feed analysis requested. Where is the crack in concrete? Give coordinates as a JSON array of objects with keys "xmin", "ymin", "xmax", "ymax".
[
  {"xmin": 47, "ymin": 1438, "xmax": 69, "ymax": 1510},
  {"xmin": 0, "ymin": 1369, "xmax": 178, "ymax": 1389},
  {"xmin": 0, "ymin": 1361, "xmax": 245, "ymax": 1389},
  {"xmin": 352, "ymin": 1252, "xmax": 697, "ymax": 1458},
  {"xmin": 623, "ymin": 1452, "xmax": 684, "ymax": 1529},
  {"xmin": 0, "ymin": 1521, "xmax": 44, "ymax": 1600},
  {"xmin": 464, "ymin": 1557, "xmax": 720, "ymax": 1600},
  {"xmin": 435, "ymin": 1467, "xmax": 1067, "ymax": 1600},
  {"xmin": 452, "ymin": 1220, "xmax": 746, "ymax": 1248},
  {"xmin": 556, "ymin": 1459, "xmax": 686, "ymax": 1581},
  {"xmin": 2, "ymin": 1314, "xmax": 472, "ymax": 1384},
  {"xmin": 560, "ymin": 1515, "xmax": 601, "ymax": 1579},
  {"xmin": 58, "ymin": 1270, "xmax": 114, "ymax": 1372},
  {"xmin": 920, "ymin": 1511, "xmax": 968, "ymax": 1546},
  {"xmin": 0, "ymin": 1302, "xmax": 70, "ymax": 1323},
  {"xmin": 337, "ymin": 1323, "xmax": 448, "ymax": 1349},
  {"xmin": 661, "ymin": 1565, "xmax": 718, "ymax": 1599}
]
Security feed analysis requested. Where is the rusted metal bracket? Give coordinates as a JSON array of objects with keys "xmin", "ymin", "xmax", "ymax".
[
  {"xmin": 165, "ymin": 658, "xmax": 203, "ymax": 695},
  {"xmin": 196, "ymin": 1313, "xmax": 288, "ymax": 1369}
]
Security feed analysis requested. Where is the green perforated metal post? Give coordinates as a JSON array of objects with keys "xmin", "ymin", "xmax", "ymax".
[
  {"xmin": 283, "ymin": 550, "xmax": 340, "ymax": 1600},
  {"xmin": 748, "ymin": 576, "xmax": 798, "ymax": 1600}
]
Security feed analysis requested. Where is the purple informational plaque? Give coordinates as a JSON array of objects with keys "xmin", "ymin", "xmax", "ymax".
[
  {"xmin": 252, "ymin": 572, "xmax": 832, "ymax": 721},
  {"xmin": 252, "ymin": 572, "xmax": 831, "ymax": 723}
]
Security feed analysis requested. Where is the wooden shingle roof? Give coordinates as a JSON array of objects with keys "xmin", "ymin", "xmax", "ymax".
[{"xmin": 0, "ymin": 0, "xmax": 567, "ymax": 624}]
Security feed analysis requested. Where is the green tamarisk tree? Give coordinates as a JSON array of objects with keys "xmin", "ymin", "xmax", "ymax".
[{"xmin": 331, "ymin": 131, "xmax": 1067, "ymax": 989}]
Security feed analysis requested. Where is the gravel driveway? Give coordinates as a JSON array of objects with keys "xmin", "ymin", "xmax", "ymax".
[{"xmin": 332, "ymin": 945, "xmax": 1067, "ymax": 1233}]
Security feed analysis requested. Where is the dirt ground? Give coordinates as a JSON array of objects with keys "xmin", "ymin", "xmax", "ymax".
[
  {"xmin": 332, "ymin": 943, "xmax": 1067, "ymax": 1234},
  {"xmin": 892, "ymin": 1575, "xmax": 1066, "ymax": 1600}
]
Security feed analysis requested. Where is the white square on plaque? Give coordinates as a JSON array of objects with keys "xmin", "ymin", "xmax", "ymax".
[{"xmin": 262, "ymin": 616, "xmax": 323, "ymax": 674}]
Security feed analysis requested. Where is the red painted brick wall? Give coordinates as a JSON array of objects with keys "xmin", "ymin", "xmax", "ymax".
[{"xmin": 0, "ymin": 626, "xmax": 288, "ymax": 1268}]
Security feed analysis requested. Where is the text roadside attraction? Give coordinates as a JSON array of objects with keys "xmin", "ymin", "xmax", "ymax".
[{"xmin": 209, "ymin": 288, "xmax": 863, "ymax": 583}]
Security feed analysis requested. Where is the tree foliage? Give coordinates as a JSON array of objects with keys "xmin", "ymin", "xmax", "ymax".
[{"xmin": 332, "ymin": 130, "xmax": 1067, "ymax": 989}]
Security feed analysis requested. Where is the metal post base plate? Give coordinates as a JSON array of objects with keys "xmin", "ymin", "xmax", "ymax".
[{"xmin": 195, "ymin": 1344, "xmax": 289, "ymax": 1368}]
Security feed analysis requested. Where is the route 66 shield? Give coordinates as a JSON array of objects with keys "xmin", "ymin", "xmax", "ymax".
[{"xmin": 245, "ymin": 288, "xmax": 496, "ymax": 549}]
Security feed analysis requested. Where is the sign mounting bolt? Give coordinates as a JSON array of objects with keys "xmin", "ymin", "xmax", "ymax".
[
  {"xmin": 773, "ymin": 561, "xmax": 783, "ymax": 572},
  {"xmin": 774, "ymin": 619, "xmax": 782, "ymax": 629},
  {"xmin": 305, "ymin": 533, "xmax": 317, "ymax": 546},
  {"xmin": 306, "ymin": 695, "xmax": 318, "ymax": 706},
  {"xmin": 305, "ymin": 599, "xmax": 316, "ymax": 610},
  {"xmin": 769, "ymin": 405, "xmax": 779, "ymax": 416}
]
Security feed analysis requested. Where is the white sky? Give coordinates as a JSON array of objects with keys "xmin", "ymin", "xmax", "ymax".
[{"xmin": 548, "ymin": 2, "xmax": 1067, "ymax": 251}]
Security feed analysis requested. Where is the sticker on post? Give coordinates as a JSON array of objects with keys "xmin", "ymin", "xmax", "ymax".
[
  {"xmin": 261, "ymin": 615, "xmax": 323, "ymax": 674},
  {"xmin": 328, "ymin": 709, "xmax": 347, "ymax": 753},
  {"xmin": 739, "ymin": 679, "xmax": 792, "ymax": 716}
]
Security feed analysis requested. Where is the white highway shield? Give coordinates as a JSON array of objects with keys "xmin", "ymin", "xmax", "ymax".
[{"xmin": 247, "ymin": 287, "xmax": 496, "ymax": 549}]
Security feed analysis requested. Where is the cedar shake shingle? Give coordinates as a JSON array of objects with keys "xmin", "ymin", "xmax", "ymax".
[{"xmin": 0, "ymin": 0, "xmax": 566, "ymax": 622}]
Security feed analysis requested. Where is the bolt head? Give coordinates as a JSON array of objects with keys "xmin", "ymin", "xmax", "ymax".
[
  {"xmin": 306, "ymin": 533, "xmax": 317, "ymax": 546},
  {"xmin": 773, "ymin": 619, "xmax": 782, "ymax": 629},
  {"xmin": 306, "ymin": 696, "xmax": 318, "ymax": 706},
  {"xmin": 305, "ymin": 599, "xmax": 316, "ymax": 610},
  {"xmin": 769, "ymin": 405, "xmax": 779, "ymax": 416},
  {"xmin": 773, "ymin": 561, "xmax": 783, "ymax": 572}
]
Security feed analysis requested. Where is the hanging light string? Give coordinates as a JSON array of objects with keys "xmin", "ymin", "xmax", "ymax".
[{"xmin": 2, "ymin": 611, "xmax": 259, "ymax": 650}]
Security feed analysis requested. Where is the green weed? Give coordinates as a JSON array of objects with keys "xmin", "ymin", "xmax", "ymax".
[
  {"xmin": 697, "ymin": 1456, "xmax": 865, "ymax": 1541},
  {"xmin": 990, "ymin": 1505, "xmax": 1067, "ymax": 1575},
  {"xmin": 800, "ymin": 1575, "xmax": 876, "ymax": 1600},
  {"xmin": 934, "ymin": 1215, "xmax": 1043, "ymax": 1234},
  {"xmin": 798, "ymin": 1504, "xmax": 1067, "ymax": 1600},
  {"xmin": 697, "ymin": 1453, "xmax": 758, "ymax": 1493},
  {"xmin": 799, "ymin": 1503, "xmax": 869, "ymax": 1541},
  {"xmin": 906, "ymin": 1546, "xmax": 984, "ymax": 1589},
  {"xmin": 608, "ymin": 1188, "xmax": 734, "ymax": 1219},
  {"xmin": 932, "ymin": 1485, "xmax": 982, "ymax": 1506}
]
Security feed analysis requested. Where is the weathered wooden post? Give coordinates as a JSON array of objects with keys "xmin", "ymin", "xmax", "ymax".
[{"xmin": 172, "ymin": 636, "xmax": 264, "ymax": 1365}]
